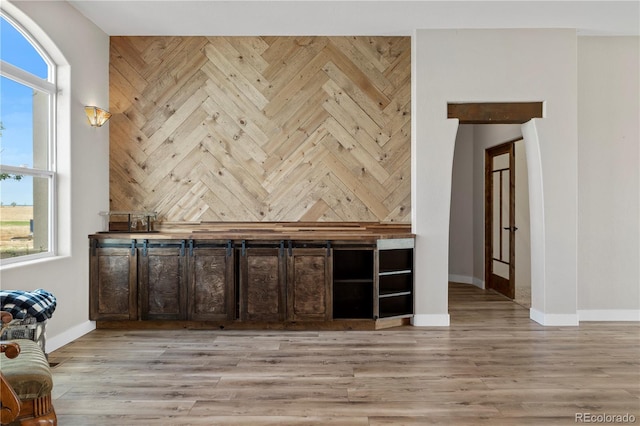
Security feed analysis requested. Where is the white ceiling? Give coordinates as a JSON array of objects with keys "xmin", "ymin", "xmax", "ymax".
[{"xmin": 66, "ymin": 1, "xmax": 639, "ymax": 36}]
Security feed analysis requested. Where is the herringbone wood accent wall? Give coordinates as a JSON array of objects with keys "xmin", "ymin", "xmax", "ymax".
[{"xmin": 109, "ymin": 36, "xmax": 411, "ymax": 223}]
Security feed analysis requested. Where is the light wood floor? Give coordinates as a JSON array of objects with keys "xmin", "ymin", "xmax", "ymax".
[
  {"xmin": 48, "ymin": 283, "xmax": 639, "ymax": 425},
  {"xmin": 514, "ymin": 281, "xmax": 531, "ymax": 309}
]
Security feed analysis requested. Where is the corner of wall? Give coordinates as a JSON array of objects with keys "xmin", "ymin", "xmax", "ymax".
[
  {"xmin": 530, "ymin": 308, "xmax": 578, "ymax": 326},
  {"xmin": 45, "ymin": 320, "xmax": 95, "ymax": 353},
  {"xmin": 411, "ymin": 314, "xmax": 450, "ymax": 327}
]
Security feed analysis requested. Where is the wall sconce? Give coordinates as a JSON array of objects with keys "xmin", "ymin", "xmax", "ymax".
[{"xmin": 84, "ymin": 106, "xmax": 112, "ymax": 127}]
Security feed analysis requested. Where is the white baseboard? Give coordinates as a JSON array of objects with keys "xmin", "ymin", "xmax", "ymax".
[
  {"xmin": 448, "ymin": 274, "xmax": 472, "ymax": 284},
  {"xmin": 411, "ymin": 314, "xmax": 450, "ymax": 327},
  {"xmin": 530, "ymin": 309, "xmax": 579, "ymax": 326},
  {"xmin": 578, "ymin": 310, "xmax": 640, "ymax": 322},
  {"xmin": 45, "ymin": 320, "xmax": 96, "ymax": 353},
  {"xmin": 448, "ymin": 274, "xmax": 484, "ymax": 289},
  {"xmin": 471, "ymin": 277, "xmax": 484, "ymax": 289}
]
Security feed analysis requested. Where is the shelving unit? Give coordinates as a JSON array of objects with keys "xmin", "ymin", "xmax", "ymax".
[
  {"xmin": 376, "ymin": 239, "xmax": 414, "ymax": 319},
  {"xmin": 332, "ymin": 245, "xmax": 375, "ymax": 319}
]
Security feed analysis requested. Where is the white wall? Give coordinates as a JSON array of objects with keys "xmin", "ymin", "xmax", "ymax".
[
  {"xmin": 448, "ymin": 125, "xmax": 475, "ymax": 284},
  {"xmin": 413, "ymin": 29, "xmax": 579, "ymax": 326},
  {"xmin": 577, "ymin": 37, "xmax": 640, "ymax": 320},
  {"xmin": 1, "ymin": 1, "xmax": 109, "ymax": 351},
  {"xmin": 513, "ymin": 139, "xmax": 531, "ymax": 300}
]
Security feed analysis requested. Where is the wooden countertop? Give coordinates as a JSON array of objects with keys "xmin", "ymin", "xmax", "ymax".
[{"xmin": 90, "ymin": 222, "xmax": 414, "ymax": 241}]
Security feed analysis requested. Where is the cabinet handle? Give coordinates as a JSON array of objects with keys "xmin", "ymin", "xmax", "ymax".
[
  {"xmin": 241, "ymin": 240, "xmax": 246, "ymax": 257},
  {"xmin": 188, "ymin": 240, "xmax": 194, "ymax": 257},
  {"xmin": 226, "ymin": 240, "xmax": 232, "ymax": 257},
  {"xmin": 180, "ymin": 240, "xmax": 186, "ymax": 257},
  {"xmin": 142, "ymin": 239, "xmax": 148, "ymax": 257},
  {"xmin": 288, "ymin": 240, "xmax": 293, "ymax": 257},
  {"xmin": 130, "ymin": 240, "xmax": 136, "ymax": 256},
  {"xmin": 279, "ymin": 240, "xmax": 284, "ymax": 257}
]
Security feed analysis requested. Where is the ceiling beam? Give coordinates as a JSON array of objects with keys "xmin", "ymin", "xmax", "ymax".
[{"xmin": 448, "ymin": 102, "xmax": 544, "ymax": 124}]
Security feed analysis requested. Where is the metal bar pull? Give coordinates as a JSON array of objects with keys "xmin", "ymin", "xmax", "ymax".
[
  {"xmin": 226, "ymin": 240, "xmax": 232, "ymax": 257},
  {"xmin": 241, "ymin": 240, "xmax": 246, "ymax": 257},
  {"xmin": 130, "ymin": 240, "xmax": 136, "ymax": 256},
  {"xmin": 180, "ymin": 240, "xmax": 186, "ymax": 257},
  {"xmin": 503, "ymin": 226, "xmax": 519, "ymax": 232},
  {"xmin": 188, "ymin": 240, "xmax": 194, "ymax": 257}
]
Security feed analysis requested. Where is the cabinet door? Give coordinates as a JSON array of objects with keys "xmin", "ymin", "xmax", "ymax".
[
  {"xmin": 287, "ymin": 248, "xmax": 332, "ymax": 321},
  {"xmin": 139, "ymin": 243, "xmax": 187, "ymax": 320},
  {"xmin": 89, "ymin": 242, "xmax": 137, "ymax": 321},
  {"xmin": 189, "ymin": 244, "xmax": 235, "ymax": 321},
  {"xmin": 239, "ymin": 246, "xmax": 285, "ymax": 322}
]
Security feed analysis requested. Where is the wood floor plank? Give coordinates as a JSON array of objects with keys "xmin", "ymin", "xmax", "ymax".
[{"xmin": 48, "ymin": 283, "xmax": 640, "ymax": 424}]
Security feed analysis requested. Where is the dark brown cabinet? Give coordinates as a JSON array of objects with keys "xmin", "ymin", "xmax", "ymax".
[
  {"xmin": 239, "ymin": 244, "xmax": 286, "ymax": 322},
  {"xmin": 239, "ymin": 242, "xmax": 331, "ymax": 322},
  {"xmin": 138, "ymin": 241, "xmax": 187, "ymax": 320},
  {"xmin": 89, "ymin": 240, "xmax": 137, "ymax": 321},
  {"xmin": 90, "ymin": 239, "xmax": 235, "ymax": 322},
  {"xmin": 189, "ymin": 241, "xmax": 235, "ymax": 321},
  {"xmin": 89, "ymin": 234, "xmax": 413, "ymax": 326},
  {"xmin": 287, "ymin": 246, "xmax": 332, "ymax": 322}
]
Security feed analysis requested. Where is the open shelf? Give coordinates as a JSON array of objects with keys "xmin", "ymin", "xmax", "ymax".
[
  {"xmin": 333, "ymin": 281, "xmax": 374, "ymax": 319},
  {"xmin": 379, "ymin": 248, "xmax": 413, "ymax": 273},
  {"xmin": 378, "ymin": 292, "xmax": 413, "ymax": 319},
  {"xmin": 333, "ymin": 248, "xmax": 374, "ymax": 319},
  {"xmin": 377, "ymin": 244, "xmax": 414, "ymax": 319},
  {"xmin": 379, "ymin": 273, "xmax": 412, "ymax": 296}
]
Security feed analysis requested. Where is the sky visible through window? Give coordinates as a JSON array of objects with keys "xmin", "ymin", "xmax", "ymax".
[{"xmin": 0, "ymin": 16, "xmax": 48, "ymax": 206}]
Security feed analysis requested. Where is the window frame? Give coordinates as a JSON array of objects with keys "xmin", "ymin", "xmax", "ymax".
[{"xmin": 0, "ymin": 12, "xmax": 57, "ymax": 265}]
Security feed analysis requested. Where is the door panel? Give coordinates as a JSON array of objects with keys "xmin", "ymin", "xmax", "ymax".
[
  {"xmin": 139, "ymin": 245, "xmax": 187, "ymax": 320},
  {"xmin": 485, "ymin": 142, "xmax": 517, "ymax": 299},
  {"xmin": 287, "ymin": 248, "xmax": 331, "ymax": 321},
  {"xmin": 189, "ymin": 245, "xmax": 235, "ymax": 321},
  {"xmin": 89, "ymin": 244, "xmax": 137, "ymax": 321},
  {"xmin": 239, "ymin": 246, "xmax": 286, "ymax": 322}
]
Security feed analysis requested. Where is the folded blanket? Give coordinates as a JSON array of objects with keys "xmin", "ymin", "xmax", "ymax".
[{"xmin": 0, "ymin": 289, "xmax": 57, "ymax": 322}]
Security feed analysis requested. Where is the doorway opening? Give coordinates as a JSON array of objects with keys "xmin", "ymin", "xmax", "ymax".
[{"xmin": 447, "ymin": 102, "xmax": 542, "ymax": 312}]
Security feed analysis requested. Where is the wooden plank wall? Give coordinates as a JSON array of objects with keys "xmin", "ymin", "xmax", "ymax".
[{"xmin": 109, "ymin": 36, "xmax": 411, "ymax": 223}]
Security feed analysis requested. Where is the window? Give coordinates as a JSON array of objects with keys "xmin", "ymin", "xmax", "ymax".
[{"xmin": 0, "ymin": 14, "xmax": 56, "ymax": 263}]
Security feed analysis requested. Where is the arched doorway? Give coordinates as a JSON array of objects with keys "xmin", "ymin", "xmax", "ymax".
[{"xmin": 447, "ymin": 102, "xmax": 543, "ymax": 315}]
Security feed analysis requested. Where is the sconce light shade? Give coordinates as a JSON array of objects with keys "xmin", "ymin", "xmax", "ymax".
[{"xmin": 85, "ymin": 106, "xmax": 112, "ymax": 127}]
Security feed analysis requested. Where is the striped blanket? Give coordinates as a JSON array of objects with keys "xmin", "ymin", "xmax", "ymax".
[{"xmin": 0, "ymin": 289, "xmax": 57, "ymax": 322}]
